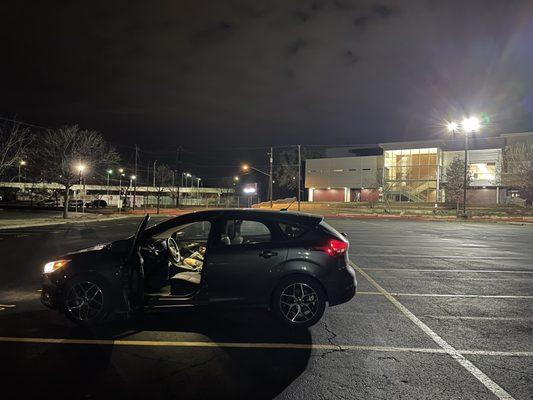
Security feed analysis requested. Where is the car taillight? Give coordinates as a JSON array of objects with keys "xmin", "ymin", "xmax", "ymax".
[{"xmin": 311, "ymin": 239, "xmax": 348, "ymax": 256}]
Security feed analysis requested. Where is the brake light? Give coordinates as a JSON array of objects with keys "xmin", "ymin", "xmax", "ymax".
[{"xmin": 311, "ymin": 239, "xmax": 348, "ymax": 256}]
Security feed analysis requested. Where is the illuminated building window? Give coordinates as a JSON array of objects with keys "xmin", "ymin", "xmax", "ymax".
[{"xmin": 469, "ymin": 162, "xmax": 496, "ymax": 181}]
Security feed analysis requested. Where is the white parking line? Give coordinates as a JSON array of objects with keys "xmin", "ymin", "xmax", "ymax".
[
  {"xmin": 352, "ymin": 262, "xmax": 515, "ymax": 400},
  {"xmin": 423, "ymin": 315, "xmax": 533, "ymax": 322},
  {"xmin": 356, "ymin": 255, "xmax": 531, "ymax": 260},
  {"xmin": 363, "ymin": 268, "xmax": 533, "ymax": 274},
  {"xmin": 0, "ymin": 336, "xmax": 530, "ymax": 358},
  {"xmin": 390, "ymin": 293, "xmax": 533, "ymax": 299},
  {"xmin": 356, "ymin": 292, "xmax": 533, "ymax": 299}
]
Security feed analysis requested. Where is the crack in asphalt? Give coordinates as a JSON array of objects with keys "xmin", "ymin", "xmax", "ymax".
[{"xmin": 320, "ymin": 322, "xmax": 344, "ymax": 358}]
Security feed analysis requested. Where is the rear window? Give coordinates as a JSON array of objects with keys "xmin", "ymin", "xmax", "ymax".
[
  {"xmin": 319, "ymin": 221, "xmax": 345, "ymax": 239},
  {"xmin": 278, "ymin": 222, "xmax": 308, "ymax": 239}
]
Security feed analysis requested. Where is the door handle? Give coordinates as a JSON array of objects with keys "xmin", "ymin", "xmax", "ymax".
[{"xmin": 259, "ymin": 250, "xmax": 278, "ymax": 258}]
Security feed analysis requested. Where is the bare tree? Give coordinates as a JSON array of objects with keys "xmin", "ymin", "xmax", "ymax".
[
  {"xmin": 0, "ymin": 121, "xmax": 33, "ymax": 180},
  {"xmin": 154, "ymin": 164, "xmax": 173, "ymax": 214},
  {"xmin": 503, "ymin": 143, "xmax": 533, "ymax": 205},
  {"xmin": 34, "ymin": 125, "xmax": 120, "ymax": 218}
]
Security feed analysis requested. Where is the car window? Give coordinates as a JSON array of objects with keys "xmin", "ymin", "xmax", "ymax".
[
  {"xmin": 278, "ymin": 222, "xmax": 307, "ymax": 239},
  {"xmin": 175, "ymin": 221, "xmax": 211, "ymax": 241},
  {"xmin": 220, "ymin": 219, "xmax": 271, "ymax": 245},
  {"xmin": 153, "ymin": 220, "xmax": 211, "ymax": 241}
]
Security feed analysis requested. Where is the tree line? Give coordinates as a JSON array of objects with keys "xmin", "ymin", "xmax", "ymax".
[{"xmin": 0, "ymin": 122, "xmax": 119, "ymax": 217}]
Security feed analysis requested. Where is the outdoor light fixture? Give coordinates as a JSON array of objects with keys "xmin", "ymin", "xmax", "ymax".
[
  {"xmin": 243, "ymin": 187, "xmax": 256, "ymax": 194},
  {"xmin": 107, "ymin": 169, "xmax": 113, "ymax": 174},
  {"xmin": 462, "ymin": 116, "xmax": 480, "ymax": 133},
  {"xmin": 77, "ymin": 164, "xmax": 86, "ymax": 173},
  {"xmin": 446, "ymin": 121, "xmax": 458, "ymax": 133},
  {"xmin": 118, "ymin": 168, "xmax": 124, "ymax": 174},
  {"xmin": 131, "ymin": 175, "xmax": 136, "ymax": 180},
  {"xmin": 242, "ymin": 164, "xmax": 250, "ymax": 171},
  {"xmin": 20, "ymin": 160, "xmax": 27, "ymax": 166},
  {"xmin": 234, "ymin": 176, "xmax": 239, "ymax": 181}
]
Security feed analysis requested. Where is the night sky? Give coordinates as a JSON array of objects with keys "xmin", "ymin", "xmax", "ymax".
[{"xmin": 2, "ymin": 1, "xmax": 533, "ymax": 174}]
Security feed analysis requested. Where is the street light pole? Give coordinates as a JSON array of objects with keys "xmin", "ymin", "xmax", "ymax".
[
  {"xmin": 131, "ymin": 175, "xmax": 137, "ymax": 210},
  {"xmin": 448, "ymin": 118, "xmax": 479, "ymax": 219},
  {"xmin": 118, "ymin": 168, "xmax": 124, "ymax": 211},
  {"xmin": 463, "ymin": 132, "xmax": 468, "ymax": 218},
  {"xmin": 18, "ymin": 160, "xmax": 26, "ymax": 183},
  {"xmin": 269, "ymin": 147, "xmax": 273, "ymax": 208},
  {"xmin": 297, "ymin": 144, "xmax": 301, "ymax": 211},
  {"xmin": 153, "ymin": 160, "xmax": 157, "ymax": 187},
  {"xmin": 106, "ymin": 169, "xmax": 112, "ymax": 195}
]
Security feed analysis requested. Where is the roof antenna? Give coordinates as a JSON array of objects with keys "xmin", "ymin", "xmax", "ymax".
[{"xmin": 280, "ymin": 198, "xmax": 297, "ymax": 212}]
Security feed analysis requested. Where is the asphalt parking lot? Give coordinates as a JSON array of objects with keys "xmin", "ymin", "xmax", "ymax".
[{"xmin": 0, "ymin": 216, "xmax": 531, "ymax": 399}]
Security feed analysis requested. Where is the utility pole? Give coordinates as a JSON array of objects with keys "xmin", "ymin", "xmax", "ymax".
[
  {"xmin": 269, "ymin": 147, "xmax": 273, "ymax": 208},
  {"xmin": 133, "ymin": 145, "xmax": 138, "ymax": 210},
  {"xmin": 175, "ymin": 147, "xmax": 181, "ymax": 208},
  {"xmin": 153, "ymin": 160, "xmax": 157, "ymax": 187},
  {"xmin": 297, "ymin": 144, "xmax": 301, "ymax": 211}
]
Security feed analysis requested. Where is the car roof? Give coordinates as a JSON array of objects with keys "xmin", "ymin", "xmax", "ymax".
[
  {"xmin": 188, "ymin": 208, "xmax": 323, "ymax": 225},
  {"xmin": 144, "ymin": 208, "xmax": 323, "ymax": 236}
]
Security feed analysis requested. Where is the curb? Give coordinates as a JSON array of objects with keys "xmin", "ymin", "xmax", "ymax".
[
  {"xmin": 321, "ymin": 213, "xmax": 533, "ymax": 224},
  {"xmin": 0, "ymin": 215, "xmax": 133, "ymax": 230}
]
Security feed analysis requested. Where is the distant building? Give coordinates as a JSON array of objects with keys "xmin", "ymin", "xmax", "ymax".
[{"xmin": 305, "ymin": 132, "xmax": 533, "ymax": 204}]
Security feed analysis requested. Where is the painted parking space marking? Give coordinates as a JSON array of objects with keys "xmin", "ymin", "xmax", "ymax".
[
  {"xmin": 390, "ymin": 293, "xmax": 533, "ymax": 299},
  {"xmin": 356, "ymin": 292, "xmax": 533, "ymax": 299},
  {"xmin": 355, "ymin": 255, "xmax": 531, "ymax": 260},
  {"xmin": 351, "ymin": 261, "xmax": 515, "ymax": 400},
  {"xmin": 0, "ymin": 304, "xmax": 15, "ymax": 311},
  {"xmin": 363, "ymin": 268, "xmax": 533, "ymax": 274},
  {"xmin": 0, "ymin": 336, "xmax": 530, "ymax": 358},
  {"xmin": 423, "ymin": 315, "xmax": 533, "ymax": 322}
]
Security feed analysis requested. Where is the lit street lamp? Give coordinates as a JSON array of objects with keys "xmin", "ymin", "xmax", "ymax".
[
  {"xmin": 447, "ymin": 117, "xmax": 480, "ymax": 218},
  {"xmin": 77, "ymin": 163, "xmax": 86, "ymax": 213},
  {"xmin": 182, "ymin": 172, "xmax": 192, "ymax": 187},
  {"xmin": 118, "ymin": 168, "xmax": 125, "ymax": 210},
  {"xmin": 106, "ymin": 169, "xmax": 113, "ymax": 195},
  {"xmin": 241, "ymin": 161, "xmax": 273, "ymax": 207},
  {"xmin": 131, "ymin": 175, "xmax": 137, "ymax": 210},
  {"xmin": 18, "ymin": 160, "xmax": 26, "ymax": 183}
]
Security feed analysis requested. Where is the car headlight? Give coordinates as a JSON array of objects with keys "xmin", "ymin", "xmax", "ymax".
[{"xmin": 43, "ymin": 259, "xmax": 70, "ymax": 274}]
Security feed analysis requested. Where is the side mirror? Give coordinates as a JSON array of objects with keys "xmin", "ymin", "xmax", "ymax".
[{"xmin": 341, "ymin": 232, "xmax": 348, "ymax": 238}]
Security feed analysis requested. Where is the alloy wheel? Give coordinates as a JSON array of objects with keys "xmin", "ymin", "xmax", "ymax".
[
  {"xmin": 279, "ymin": 283, "xmax": 318, "ymax": 323},
  {"xmin": 65, "ymin": 281, "xmax": 104, "ymax": 321}
]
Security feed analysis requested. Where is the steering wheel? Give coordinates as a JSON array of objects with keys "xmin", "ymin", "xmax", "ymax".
[{"xmin": 167, "ymin": 237, "xmax": 181, "ymax": 265}]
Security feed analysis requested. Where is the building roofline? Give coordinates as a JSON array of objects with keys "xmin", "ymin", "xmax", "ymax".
[
  {"xmin": 499, "ymin": 131, "xmax": 533, "ymax": 138},
  {"xmin": 379, "ymin": 139, "xmax": 446, "ymax": 149}
]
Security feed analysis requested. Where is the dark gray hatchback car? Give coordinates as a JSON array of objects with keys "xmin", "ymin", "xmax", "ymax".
[{"xmin": 41, "ymin": 209, "xmax": 356, "ymax": 328}]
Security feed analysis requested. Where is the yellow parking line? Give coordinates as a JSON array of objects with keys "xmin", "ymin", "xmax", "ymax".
[
  {"xmin": 351, "ymin": 261, "xmax": 515, "ymax": 400},
  {"xmin": 0, "ymin": 336, "xmax": 530, "ymax": 358}
]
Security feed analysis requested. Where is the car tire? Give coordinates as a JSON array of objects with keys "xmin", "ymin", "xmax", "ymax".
[
  {"xmin": 272, "ymin": 275, "xmax": 326, "ymax": 328},
  {"xmin": 63, "ymin": 275, "xmax": 111, "ymax": 327}
]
